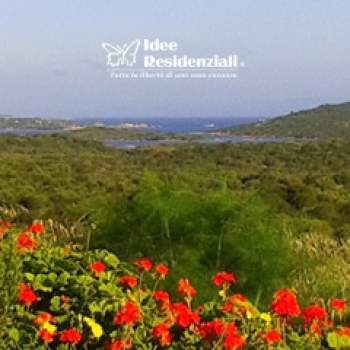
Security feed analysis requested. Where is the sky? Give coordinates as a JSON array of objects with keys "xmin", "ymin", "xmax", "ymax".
[{"xmin": 0, "ymin": 0, "xmax": 349, "ymax": 119}]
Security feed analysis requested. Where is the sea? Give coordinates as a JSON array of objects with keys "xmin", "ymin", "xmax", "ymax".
[
  {"xmin": 75, "ymin": 117, "xmax": 261, "ymax": 134},
  {"xmin": 0, "ymin": 117, "xmax": 284, "ymax": 149}
]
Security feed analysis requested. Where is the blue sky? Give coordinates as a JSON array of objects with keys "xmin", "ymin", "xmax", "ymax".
[{"xmin": 0, "ymin": 0, "xmax": 349, "ymax": 118}]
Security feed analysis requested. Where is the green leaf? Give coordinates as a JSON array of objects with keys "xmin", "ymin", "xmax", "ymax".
[
  {"xmin": 57, "ymin": 271, "xmax": 70, "ymax": 285},
  {"xmin": 76, "ymin": 275, "xmax": 95, "ymax": 286},
  {"xmin": 48, "ymin": 272, "xmax": 58, "ymax": 283},
  {"xmin": 104, "ymin": 253, "xmax": 119, "ymax": 268},
  {"xmin": 327, "ymin": 332, "xmax": 350, "ymax": 349},
  {"xmin": 88, "ymin": 302, "xmax": 102, "ymax": 314},
  {"xmin": 50, "ymin": 296, "xmax": 61, "ymax": 312},
  {"xmin": 55, "ymin": 314, "xmax": 69, "ymax": 324},
  {"xmin": 55, "ymin": 259, "xmax": 79, "ymax": 272},
  {"xmin": 9, "ymin": 328, "xmax": 20, "ymax": 343},
  {"xmin": 98, "ymin": 282, "xmax": 119, "ymax": 296},
  {"xmin": 24, "ymin": 273, "xmax": 35, "ymax": 282},
  {"xmin": 33, "ymin": 274, "xmax": 53, "ymax": 292}
]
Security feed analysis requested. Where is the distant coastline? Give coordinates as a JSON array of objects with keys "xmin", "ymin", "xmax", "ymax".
[{"xmin": 0, "ymin": 116, "xmax": 259, "ymax": 134}]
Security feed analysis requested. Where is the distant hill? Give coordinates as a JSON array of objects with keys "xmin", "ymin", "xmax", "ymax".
[
  {"xmin": 228, "ymin": 102, "xmax": 350, "ymax": 139},
  {"xmin": 0, "ymin": 116, "xmax": 78, "ymax": 130}
]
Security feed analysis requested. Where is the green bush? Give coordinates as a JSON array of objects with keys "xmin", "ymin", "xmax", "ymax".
[{"xmin": 93, "ymin": 173, "xmax": 294, "ymax": 304}]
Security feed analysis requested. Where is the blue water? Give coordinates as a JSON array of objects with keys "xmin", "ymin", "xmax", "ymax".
[
  {"xmin": 75, "ymin": 117, "xmax": 260, "ymax": 134},
  {"xmin": 105, "ymin": 135, "xmax": 284, "ymax": 150},
  {"xmin": 0, "ymin": 117, "xmax": 285, "ymax": 149}
]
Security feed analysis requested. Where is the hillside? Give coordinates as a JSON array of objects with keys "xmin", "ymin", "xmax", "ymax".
[
  {"xmin": 229, "ymin": 102, "xmax": 350, "ymax": 139},
  {"xmin": 0, "ymin": 116, "xmax": 77, "ymax": 130}
]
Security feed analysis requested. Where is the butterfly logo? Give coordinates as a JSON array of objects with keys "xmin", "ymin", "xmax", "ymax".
[{"xmin": 102, "ymin": 40, "xmax": 141, "ymax": 67}]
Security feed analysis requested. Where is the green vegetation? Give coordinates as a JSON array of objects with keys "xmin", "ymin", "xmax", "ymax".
[
  {"xmin": 1, "ymin": 132, "xmax": 350, "ymax": 304},
  {"xmin": 93, "ymin": 173, "xmax": 293, "ymax": 303},
  {"xmin": 2, "ymin": 223, "xmax": 349, "ymax": 349},
  {"xmin": 2, "ymin": 135, "xmax": 350, "ymax": 241},
  {"xmin": 229, "ymin": 102, "xmax": 350, "ymax": 139},
  {"xmin": 70, "ymin": 126, "xmax": 192, "ymax": 141},
  {"xmin": 0, "ymin": 117, "xmax": 77, "ymax": 129}
]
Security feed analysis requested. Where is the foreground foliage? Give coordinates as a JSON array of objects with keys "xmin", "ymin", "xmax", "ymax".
[
  {"xmin": 94, "ymin": 173, "xmax": 293, "ymax": 303},
  {"xmin": 1, "ymin": 223, "xmax": 350, "ymax": 349}
]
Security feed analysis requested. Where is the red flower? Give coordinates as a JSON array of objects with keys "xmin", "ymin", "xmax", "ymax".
[
  {"xmin": 171, "ymin": 303, "xmax": 201, "ymax": 328},
  {"xmin": 16, "ymin": 233, "xmax": 36, "ymax": 251},
  {"xmin": 119, "ymin": 275, "xmax": 138, "ymax": 289},
  {"xmin": 310, "ymin": 322, "xmax": 323, "ymax": 336},
  {"xmin": 224, "ymin": 334, "xmax": 246, "ymax": 350},
  {"xmin": 224, "ymin": 324, "xmax": 246, "ymax": 350},
  {"xmin": 134, "ymin": 258, "xmax": 153, "ymax": 272},
  {"xmin": 28, "ymin": 223, "xmax": 45, "ymax": 234},
  {"xmin": 270, "ymin": 289, "xmax": 301, "ymax": 318},
  {"xmin": 230, "ymin": 294, "xmax": 248, "ymax": 304},
  {"xmin": 18, "ymin": 284, "xmax": 38, "ymax": 306},
  {"xmin": 155, "ymin": 264, "xmax": 169, "ymax": 279},
  {"xmin": 152, "ymin": 323, "xmax": 173, "ymax": 347},
  {"xmin": 177, "ymin": 278, "xmax": 197, "ymax": 299},
  {"xmin": 261, "ymin": 330, "xmax": 282, "ymax": 345},
  {"xmin": 89, "ymin": 261, "xmax": 106, "ymax": 277},
  {"xmin": 39, "ymin": 329, "xmax": 56, "ymax": 343},
  {"xmin": 212, "ymin": 272, "xmax": 237, "ymax": 288},
  {"xmin": 0, "ymin": 221, "xmax": 11, "ymax": 239},
  {"xmin": 59, "ymin": 329, "xmax": 83, "ymax": 344},
  {"xmin": 221, "ymin": 294, "xmax": 249, "ymax": 315},
  {"xmin": 34, "ymin": 312, "xmax": 55, "ymax": 326},
  {"xmin": 221, "ymin": 302, "xmax": 233, "ymax": 314},
  {"xmin": 303, "ymin": 305, "xmax": 327, "ymax": 326},
  {"xmin": 331, "ymin": 299, "xmax": 347, "ymax": 313},
  {"xmin": 199, "ymin": 320, "xmax": 224, "ymax": 340},
  {"xmin": 114, "ymin": 302, "xmax": 142, "ymax": 326},
  {"xmin": 108, "ymin": 340, "xmax": 124, "ymax": 350},
  {"xmin": 154, "ymin": 290, "xmax": 171, "ymax": 305},
  {"xmin": 108, "ymin": 339, "xmax": 132, "ymax": 350},
  {"xmin": 338, "ymin": 327, "xmax": 350, "ymax": 338},
  {"xmin": 0, "ymin": 220, "xmax": 12, "ymax": 229}
]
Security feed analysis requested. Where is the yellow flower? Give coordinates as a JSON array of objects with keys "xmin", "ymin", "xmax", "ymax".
[
  {"xmin": 260, "ymin": 312, "xmax": 272, "ymax": 323},
  {"xmin": 246, "ymin": 310, "xmax": 253, "ymax": 319},
  {"xmin": 219, "ymin": 289, "xmax": 227, "ymax": 300},
  {"xmin": 41, "ymin": 322, "xmax": 57, "ymax": 334},
  {"xmin": 83, "ymin": 317, "xmax": 103, "ymax": 339}
]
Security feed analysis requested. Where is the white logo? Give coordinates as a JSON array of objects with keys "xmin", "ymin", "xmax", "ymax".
[
  {"xmin": 102, "ymin": 38, "xmax": 245, "ymax": 80},
  {"xmin": 102, "ymin": 40, "xmax": 140, "ymax": 67}
]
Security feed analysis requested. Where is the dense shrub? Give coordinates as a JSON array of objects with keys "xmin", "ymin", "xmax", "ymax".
[
  {"xmin": 2, "ymin": 135, "xmax": 350, "ymax": 240},
  {"xmin": 93, "ymin": 173, "xmax": 295, "ymax": 303}
]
